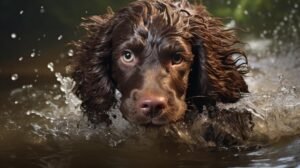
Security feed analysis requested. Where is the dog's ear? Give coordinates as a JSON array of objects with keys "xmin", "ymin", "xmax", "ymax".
[
  {"xmin": 70, "ymin": 12, "xmax": 116, "ymax": 125},
  {"xmin": 187, "ymin": 39, "xmax": 211, "ymax": 111},
  {"xmin": 187, "ymin": 6, "xmax": 249, "ymax": 108}
]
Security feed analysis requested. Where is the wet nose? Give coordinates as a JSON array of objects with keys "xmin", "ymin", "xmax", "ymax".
[{"xmin": 139, "ymin": 96, "xmax": 167, "ymax": 118}]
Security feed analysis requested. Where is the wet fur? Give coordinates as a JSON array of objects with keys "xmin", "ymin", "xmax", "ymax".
[{"xmin": 70, "ymin": 0, "xmax": 249, "ymax": 125}]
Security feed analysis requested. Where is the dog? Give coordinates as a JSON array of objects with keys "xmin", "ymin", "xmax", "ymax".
[{"xmin": 70, "ymin": 0, "xmax": 249, "ymax": 126}]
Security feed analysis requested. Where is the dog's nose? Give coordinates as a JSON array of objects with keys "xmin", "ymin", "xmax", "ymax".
[{"xmin": 139, "ymin": 96, "xmax": 167, "ymax": 118}]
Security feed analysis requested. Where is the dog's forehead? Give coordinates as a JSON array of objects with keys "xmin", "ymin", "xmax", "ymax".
[
  {"xmin": 113, "ymin": 17, "xmax": 190, "ymax": 47},
  {"xmin": 112, "ymin": 0, "xmax": 192, "ymax": 42}
]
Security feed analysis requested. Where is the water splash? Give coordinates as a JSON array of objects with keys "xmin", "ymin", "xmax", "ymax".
[
  {"xmin": 54, "ymin": 73, "xmax": 81, "ymax": 107},
  {"xmin": 11, "ymin": 33, "xmax": 17, "ymax": 39},
  {"xmin": 5, "ymin": 45, "xmax": 300, "ymax": 149},
  {"xmin": 57, "ymin": 35, "xmax": 63, "ymax": 41},
  {"xmin": 11, "ymin": 74, "xmax": 19, "ymax": 81},
  {"xmin": 40, "ymin": 6, "xmax": 45, "ymax": 14},
  {"xmin": 68, "ymin": 49, "xmax": 74, "ymax": 57},
  {"xmin": 5, "ymin": 2, "xmax": 300, "ymax": 150},
  {"xmin": 30, "ymin": 50, "xmax": 36, "ymax": 58},
  {"xmin": 47, "ymin": 62, "xmax": 54, "ymax": 72}
]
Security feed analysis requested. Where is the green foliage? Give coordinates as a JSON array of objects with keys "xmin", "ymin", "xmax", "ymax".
[{"xmin": 202, "ymin": 0, "xmax": 299, "ymax": 38}]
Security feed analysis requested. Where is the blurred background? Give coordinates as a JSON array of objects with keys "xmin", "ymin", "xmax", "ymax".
[{"xmin": 0, "ymin": 0, "xmax": 299, "ymax": 93}]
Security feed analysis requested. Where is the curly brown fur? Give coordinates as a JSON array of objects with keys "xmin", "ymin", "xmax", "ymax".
[{"xmin": 70, "ymin": 0, "xmax": 249, "ymax": 125}]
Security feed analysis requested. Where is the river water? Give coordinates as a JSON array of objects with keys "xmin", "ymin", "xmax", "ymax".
[
  {"xmin": 0, "ymin": 38, "xmax": 299, "ymax": 167},
  {"xmin": 1, "ymin": 3, "xmax": 300, "ymax": 167}
]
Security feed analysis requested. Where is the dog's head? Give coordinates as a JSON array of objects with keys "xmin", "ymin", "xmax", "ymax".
[{"xmin": 71, "ymin": 0, "xmax": 248, "ymax": 126}]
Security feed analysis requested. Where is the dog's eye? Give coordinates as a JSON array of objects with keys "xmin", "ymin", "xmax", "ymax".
[
  {"xmin": 121, "ymin": 50, "xmax": 135, "ymax": 63},
  {"xmin": 171, "ymin": 53, "xmax": 183, "ymax": 65}
]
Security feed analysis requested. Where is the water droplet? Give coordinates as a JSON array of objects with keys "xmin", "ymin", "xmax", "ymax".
[
  {"xmin": 31, "ymin": 123, "xmax": 42, "ymax": 131},
  {"xmin": 225, "ymin": 20, "xmax": 236, "ymax": 29},
  {"xmin": 47, "ymin": 62, "xmax": 54, "ymax": 72},
  {"xmin": 30, "ymin": 52, "xmax": 35, "ymax": 58},
  {"xmin": 22, "ymin": 84, "xmax": 33, "ymax": 89},
  {"xmin": 280, "ymin": 86, "xmax": 289, "ymax": 94},
  {"xmin": 280, "ymin": 21, "xmax": 284, "ymax": 26},
  {"xmin": 284, "ymin": 16, "xmax": 288, "ymax": 21},
  {"xmin": 57, "ymin": 35, "xmax": 63, "ymax": 40},
  {"xmin": 40, "ymin": 6, "xmax": 45, "ymax": 13},
  {"xmin": 68, "ymin": 49, "xmax": 74, "ymax": 57},
  {"xmin": 14, "ymin": 101, "xmax": 19, "ymax": 105},
  {"xmin": 244, "ymin": 10, "xmax": 249, "ymax": 15},
  {"xmin": 295, "ymin": 4, "xmax": 298, "ymax": 8},
  {"xmin": 30, "ymin": 50, "xmax": 36, "ymax": 58},
  {"xmin": 11, "ymin": 33, "xmax": 17, "ymax": 39},
  {"xmin": 54, "ymin": 95, "xmax": 62, "ymax": 100},
  {"xmin": 263, "ymin": 30, "xmax": 268, "ymax": 34},
  {"xmin": 293, "ymin": 27, "xmax": 297, "ymax": 33},
  {"xmin": 11, "ymin": 74, "xmax": 19, "ymax": 81},
  {"xmin": 18, "ymin": 57, "xmax": 23, "ymax": 61},
  {"xmin": 19, "ymin": 10, "xmax": 24, "ymax": 15}
]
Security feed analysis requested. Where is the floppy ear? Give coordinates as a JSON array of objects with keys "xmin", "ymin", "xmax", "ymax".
[
  {"xmin": 187, "ymin": 39, "xmax": 212, "ymax": 112},
  {"xmin": 187, "ymin": 5, "xmax": 249, "ymax": 109},
  {"xmin": 70, "ymin": 12, "xmax": 116, "ymax": 125}
]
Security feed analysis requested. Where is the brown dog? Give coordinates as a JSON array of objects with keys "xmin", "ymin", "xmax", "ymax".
[{"xmin": 70, "ymin": 0, "xmax": 248, "ymax": 126}]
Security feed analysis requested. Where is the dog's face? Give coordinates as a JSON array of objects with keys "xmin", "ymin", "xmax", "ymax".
[
  {"xmin": 111, "ymin": 19, "xmax": 194, "ymax": 125},
  {"xmin": 72, "ymin": 0, "xmax": 249, "ymax": 126}
]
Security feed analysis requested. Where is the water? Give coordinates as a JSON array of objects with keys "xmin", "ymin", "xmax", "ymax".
[
  {"xmin": 0, "ymin": 40, "xmax": 299, "ymax": 167},
  {"xmin": 1, "ymin": 4, "xmax": 300, "ymax": 167}
]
